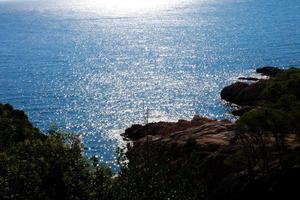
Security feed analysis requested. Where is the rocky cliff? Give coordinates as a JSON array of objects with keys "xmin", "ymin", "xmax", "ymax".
[{"xmin": 121, "ymin": 66, "xmax": 300, "ymax": 200}]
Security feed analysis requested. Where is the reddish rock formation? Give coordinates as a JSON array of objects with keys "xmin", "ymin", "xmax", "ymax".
[
  {"xmin": 124, "ymin": 116, "xmax": 228, "ymax": 140},
  {"xmin": 123, "ymin": 116, "xmax": 236, "ymax": 162},
  {"xmin": 124, "ymin": 116, "xmax": 233, "ymax": 143}
]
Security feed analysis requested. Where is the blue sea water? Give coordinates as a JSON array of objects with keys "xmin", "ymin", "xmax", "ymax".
[{"xmin": 0, "ymin": 0, "xmax": 299, "ymax": 167}]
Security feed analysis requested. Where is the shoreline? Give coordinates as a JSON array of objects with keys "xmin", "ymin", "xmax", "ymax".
[{"xmin": 120, "ymin": 66, "xmax": 300, "ymax": 199}]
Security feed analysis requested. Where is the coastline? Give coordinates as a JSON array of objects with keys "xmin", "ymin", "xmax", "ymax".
[{"xmin": 120, "ymin": 66, "xmax": 300, "ymax": 199}]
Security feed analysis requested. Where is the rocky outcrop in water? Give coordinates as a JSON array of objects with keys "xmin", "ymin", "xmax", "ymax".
[
  {"xmin": 220, "ymin": 66, "xmax": 283, "ymax": 108},
  {"xmin": 220, "ymin": 80, "xmax": 268, "ymax": 106},
  {"xmin": 221, "ymin": 66, "xmax": 284, "ymax": 109}
]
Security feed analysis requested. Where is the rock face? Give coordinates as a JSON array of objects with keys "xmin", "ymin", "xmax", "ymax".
[
  {"xmin": 123, "ymin": 116, "xmax": 235, "ymax": 162},
  {"xmin": 124, "ymin": 116, "xmax": 229, "ymax": 140},
  {"xmin": 220, "ymin": 80, "xmax": 267, "ymax": 106}
]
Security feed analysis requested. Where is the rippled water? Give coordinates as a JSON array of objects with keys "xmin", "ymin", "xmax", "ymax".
[{"xmin": 0, "ymin": 0, "xmax": 299, "ymax": 167}]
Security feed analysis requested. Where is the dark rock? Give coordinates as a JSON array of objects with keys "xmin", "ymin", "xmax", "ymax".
[
  {"xmin": 221, "ymin": 82, "xmax": 249, "ymax": 104},
  {"xmin": 238, "ymin": 77, "xmax": 259, "ymax": 81},
  {"xmin": 231, "ymin": 107, "xmax": 253, "ymax": 116},
  {"xmin": 256, "ymin": 66, "xmax": 283, "ymax": 77},
  {"xmin": 122, "ymin": 124, "xmax": 144, "ymax": 140},
  {"xmin": 220, "ymin": 80, "xmax": 267, "ymax": 106}
]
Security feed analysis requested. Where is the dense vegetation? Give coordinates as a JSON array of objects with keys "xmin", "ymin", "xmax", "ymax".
[
  {"xmin": 237, "ymin": 68, "xmax": 300, "ymax": 133},
  {"xmin": 0, "ymin": 104, "xmax": 113, "ymax": 200},
  {"xmin": 0, "ymin": 68, "xmax": 299, "ymax": 200},
  {"xmin": 236, "ymin": 68, "xmax": 300, "ymax": 173}
]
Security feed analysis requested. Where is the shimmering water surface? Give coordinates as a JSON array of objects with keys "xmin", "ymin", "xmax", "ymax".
[{"xmin": 0, "ymin": 0, "xmax": 299, "ymax": 167}]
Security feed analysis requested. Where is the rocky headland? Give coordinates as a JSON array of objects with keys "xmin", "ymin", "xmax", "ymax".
[{"xmin": 122, "ymin": 66, "xmax": 300, "ymax": 200}]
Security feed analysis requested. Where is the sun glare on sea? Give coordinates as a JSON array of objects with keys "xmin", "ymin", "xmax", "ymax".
[{"xmin": 76, "ymin": 0, "xmax": 186, "ymax": 14}]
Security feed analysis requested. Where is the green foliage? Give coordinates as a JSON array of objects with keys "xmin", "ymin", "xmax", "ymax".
[
  {"xmin": 0, "ymin": 103, "xmax": 114, "ymax": 200},
  {"xmin": 261, "ymin": 68, "xmax": 300, "ymax": 103},
  {"xmin": 0, "ymin": 104, "xmax": 44, "ymax": 151},
  {"xmin": 235, "ymin": 68, "xmax": 300, "ymax": 176},
  {"xmin": 89, "ymin": 163, "xmax": 114, "ymax": 200},
  {"xmin": 113, "ymin": 140, "xmax": 221, "ymax": 200},
  {"xmin": 236, "ymin": 107, "xmax": 293, "ymax": 133},
  {"xmin": 237, "ymin": 68, "xmax": 300, "ymax": 134}
]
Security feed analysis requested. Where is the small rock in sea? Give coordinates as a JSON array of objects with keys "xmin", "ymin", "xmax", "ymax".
[{"xmin": 238, "ymin": 77, "xmax": 259, "ymax": 81}]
